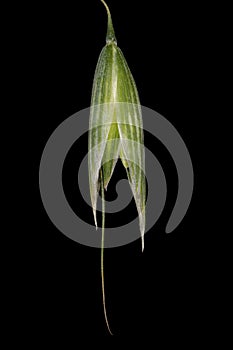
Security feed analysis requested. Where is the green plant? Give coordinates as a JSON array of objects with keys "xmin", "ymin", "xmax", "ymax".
[{"xmin": 88, "ymin": 0, "xmax": 146, "ymax": 335}]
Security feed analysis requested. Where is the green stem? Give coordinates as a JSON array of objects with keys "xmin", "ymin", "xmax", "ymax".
[
  {"xmin": 100, "ymin": 168, "xmax": 113, "ymax": 335},
  {"xmin": 100, "ymin": 0, "xmax": 117, "ymax": 44}
]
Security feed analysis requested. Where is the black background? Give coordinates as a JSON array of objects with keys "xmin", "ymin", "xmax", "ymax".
[{"xmin": 28, "ymin": 0, "xmax": 212, "ymax": 338}]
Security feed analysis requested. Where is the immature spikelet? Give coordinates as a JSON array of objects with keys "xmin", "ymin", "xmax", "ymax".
[{"xmin": 88, "ymin": 0, "xmax": 146, "ymax": 334}]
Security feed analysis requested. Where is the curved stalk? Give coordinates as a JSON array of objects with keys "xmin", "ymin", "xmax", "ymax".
[{"xmin": 100, "ymin": 168, "xmax": 113, "ymax": 335}]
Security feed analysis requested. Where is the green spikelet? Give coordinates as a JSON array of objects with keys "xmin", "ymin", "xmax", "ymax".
[{"xmin": 88, "ymin": 0, "xmax": 146, "ymax": 335}]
